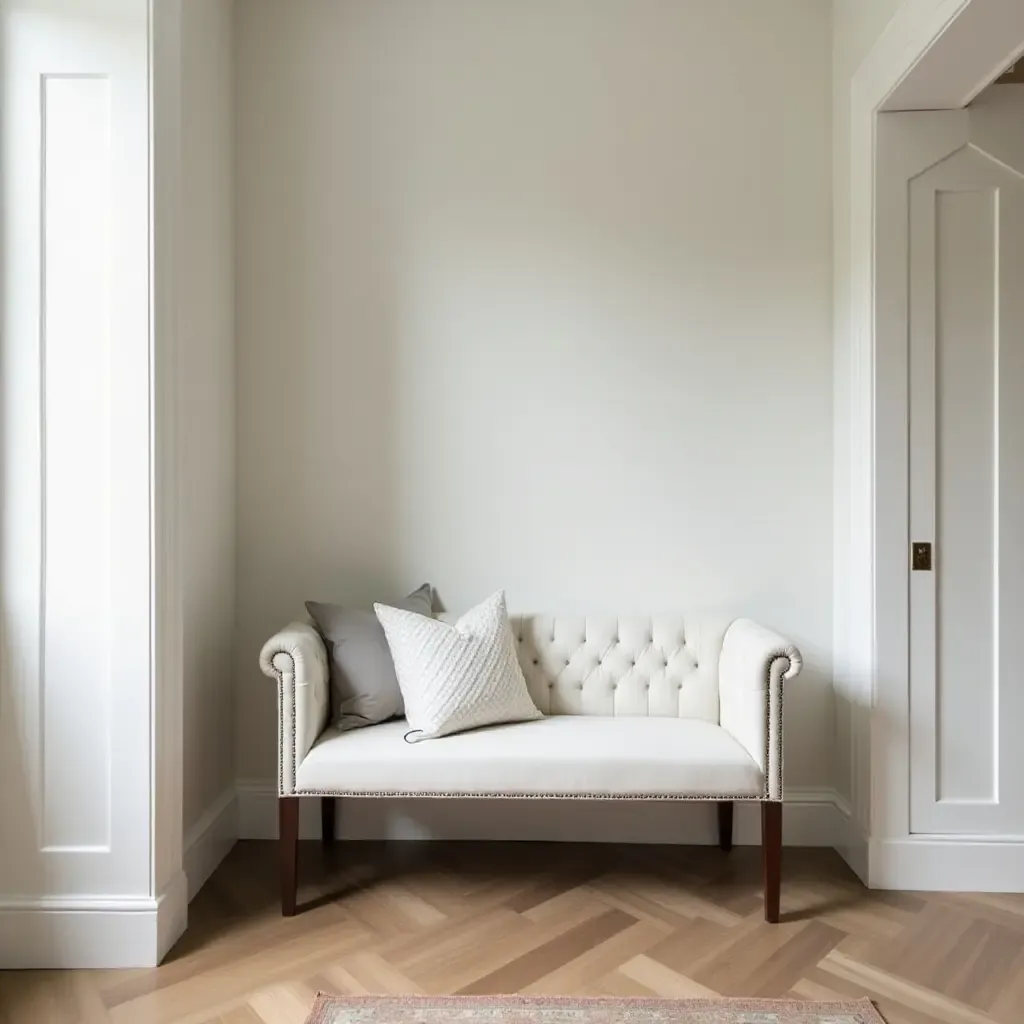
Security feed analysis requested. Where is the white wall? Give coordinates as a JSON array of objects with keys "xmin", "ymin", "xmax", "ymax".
[
  {"xmin": 830, "ymin": 0, "xmax": 905, "ymax": 810},
  {"xmin": 180, "ymin": 0, "xmax": 236, "ymax": 850},
  {"xmin": 234, "ymin": 0, "xmax": 834, "ymax": 829}
]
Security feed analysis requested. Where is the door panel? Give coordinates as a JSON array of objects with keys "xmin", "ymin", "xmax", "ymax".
[
  {"xmin": 907, "ymin": 96, "xmax": 1024, "ymax": 835},
  {"xmin": 0, "ymin": 0, "xmax": 152, "ymax": 895}
]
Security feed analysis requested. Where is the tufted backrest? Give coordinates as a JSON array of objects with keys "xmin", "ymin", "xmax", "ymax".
[{"xmin": 507, "ymin": 615, "xmax": 730, "ymax": 722}]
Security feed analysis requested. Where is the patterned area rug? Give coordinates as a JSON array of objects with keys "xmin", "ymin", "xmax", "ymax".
[{"xmin": 305, "ymin": 995, "xmax": 887, "ymax": 1023}]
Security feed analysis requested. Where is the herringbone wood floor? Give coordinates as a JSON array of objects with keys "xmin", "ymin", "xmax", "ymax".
[{"xmin": 3, "ymin": 841, "xmax": 1024, "ymax": 1024}]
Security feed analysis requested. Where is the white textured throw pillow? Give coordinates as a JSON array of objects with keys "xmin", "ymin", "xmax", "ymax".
[{"xmin": 375, "ymin": 590, "xmax": 542, "ymax": 741}]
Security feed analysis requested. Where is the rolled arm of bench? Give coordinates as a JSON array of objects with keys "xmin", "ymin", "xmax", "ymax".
[
  {"xmin": 259, "ymin": 622, "xmax": 331, "ymax": 795},
  {"xmin": 718, "ymin": 619, "xmax": 802, "ymax": 801}
]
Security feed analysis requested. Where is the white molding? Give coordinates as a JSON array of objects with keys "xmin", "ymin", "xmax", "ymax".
[
  {"xmin": 882, "ymin": 1, "xmax": 1024, "ymax": 111},
  {"xmin": 870, "ymin": 837, "xmax": 1024, "ymax": 891},
  {"xmin": 236, "ymin": 781, "xmax": 845, "ymax": 847},
  {"xmin": 839, "ymin": 0, "xmax": 1024, "ymax": 885},
  {"xmin": 0, "ymin": 870, "xmax": 188, "ymax": 969},
  {"xmin": 854, "ymin": 0, "xmax": 972, "ymax": 114},
  {"xmin": 183, "ymin": 788, "xmax": 238, "ymax": 902},
  {"xmin": 845, "ymin": 0, "xmax": 979, "ymax": 868}
]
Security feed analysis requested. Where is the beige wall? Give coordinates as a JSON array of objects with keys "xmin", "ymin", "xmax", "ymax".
[
  {"xmin": 234, "ymin": 0, "xmax": 834, "ymax": 829},
  {"xmin": 180, "ymin": 0, "xmax": 236, "ymax": 837}
]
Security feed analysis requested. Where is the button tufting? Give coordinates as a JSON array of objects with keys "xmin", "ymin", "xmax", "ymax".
[{"xmin": 532, "ymin": 658, "xmax": 539, "ymax": 666}]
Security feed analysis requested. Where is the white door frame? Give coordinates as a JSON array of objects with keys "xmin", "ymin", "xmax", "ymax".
[{"xmin": 842, "ymin": 0, "xmax": 1024, "ymax": 888}]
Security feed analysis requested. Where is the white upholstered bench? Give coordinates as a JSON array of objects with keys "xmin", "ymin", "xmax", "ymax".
[{"xmin": 260, "ymin": 613, "xmax": 802, "ymax": 922}]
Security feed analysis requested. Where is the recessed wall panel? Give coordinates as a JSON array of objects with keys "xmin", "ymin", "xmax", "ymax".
[
  {"xmin": 41, "ymin": 75, "xmax": 113, "ymax": 850},
  {"xmin": 934, "ymin": 188, "xmax": 997, "ymax": 804}
]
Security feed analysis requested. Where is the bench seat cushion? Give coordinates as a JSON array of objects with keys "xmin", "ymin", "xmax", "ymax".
[{"xmin": 294, "ymin": 716, "xmax": 763, "ymax": 798}]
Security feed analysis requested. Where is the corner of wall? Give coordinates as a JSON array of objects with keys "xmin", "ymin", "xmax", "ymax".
[
  {"xmin": 183, "ymin": 787, "xmax": 238, "ymax": 901},
  {"xmin": 179, "ymin": 0, "xmax": 239, "ymax": 861},
  {"xmin": 832, "ymin": 790, "xmax": 869, "ymax": 884}
]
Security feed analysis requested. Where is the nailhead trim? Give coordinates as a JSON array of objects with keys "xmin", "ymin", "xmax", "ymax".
[
  {"xmin": 288, "ymin": 788, "xmax": 771, "ymax": 801},
  {"xmin": 276, "ymin": 662, "xmax": 290, "ymax": 794},
  {"xmin": 761, "ymin": 650, "xmax": 791, "ymax": 801}
]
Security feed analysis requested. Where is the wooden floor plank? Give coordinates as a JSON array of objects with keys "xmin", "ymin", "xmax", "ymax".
[
  {"xmin": 3, "ymin": 840, "xmax": 1022, "ymax": 1023},
  {"xmin": 617, "ymin": 954, "xmax": 721, "ymax": 998},
  {"xmin": 457, "ymin": 908, "xmax": 635, "ymax": 994},
  {"xmin": 319, "ymin": 951, "xmax": 427, "ymax": 996},
  {"xmin": 521, "ymin": 919, "xmax": 667, "ymax": 995}
]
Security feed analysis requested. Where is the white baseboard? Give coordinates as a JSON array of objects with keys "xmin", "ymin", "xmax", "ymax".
[
  {"xmin": 0, "ymin": 784, "xmax": 236, "ymax": 970},
  {"xmin": 870, "ymin": 836, "xmax": 1024, "ymax": 891},
  {"xmin": 183, "ymin": 787, "xmax": 238, "ymax": 901},
  {"xmin": 0, "ymin": 870, "xmax": 188, "ymax": 970},
  {"xmin": 236, "ymin": 780, "xmax": 845, "ymax": 847}
]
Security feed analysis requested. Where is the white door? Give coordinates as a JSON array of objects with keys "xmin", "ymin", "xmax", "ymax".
[
  {"xmin": 0, "ymin": 0, "xmax": 154, "ymax": 899},
  {"xmin": 891, "ymin": 87, "xmax": 1024, "ymax": 836}
]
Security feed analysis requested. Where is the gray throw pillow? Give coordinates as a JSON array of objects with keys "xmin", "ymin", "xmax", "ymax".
[{"xmin": 306, "ymin": 584, "xmax": 433, "ymax": 730}]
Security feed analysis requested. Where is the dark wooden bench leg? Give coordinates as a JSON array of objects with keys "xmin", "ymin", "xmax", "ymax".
[
  {"xmin": 280, "ymin": 796, "xmax": 299, "ymax": 916},
  {"xmin": 762, "ymin": 800, "xmax": 782, "ymax": 923},
  {"xmin": 322, "ymin": 797, "xmax": 336, "ymax": 845},
  {"xmin": 717, "ymin": 801, "xmax": 734, "ymax": 852}
]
